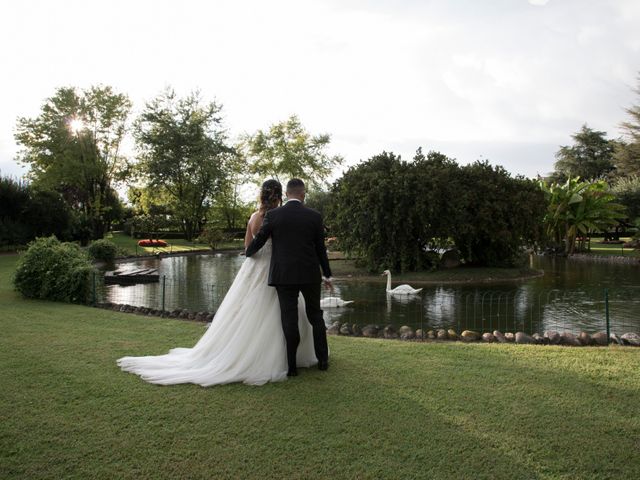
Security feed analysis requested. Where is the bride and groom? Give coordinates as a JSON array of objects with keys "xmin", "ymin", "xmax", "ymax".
[{"xmin": 117, "ymin": 178, "xmax": 333, "ymax": 386}]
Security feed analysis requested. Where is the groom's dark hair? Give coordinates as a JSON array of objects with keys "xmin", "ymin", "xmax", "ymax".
[{"xmin": 286, "ymin": 178, "xmax": 305, "ymax": 196}]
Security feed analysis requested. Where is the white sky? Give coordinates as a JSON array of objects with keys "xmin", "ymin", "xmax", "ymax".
[{"xmin": 1, "ymin": 0, "xmax": 639, "ymax": 183}]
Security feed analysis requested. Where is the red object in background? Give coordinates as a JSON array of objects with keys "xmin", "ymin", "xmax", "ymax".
[{"xmin": 137, "ymin": 239, "xmax": 168, "ymax": 247}]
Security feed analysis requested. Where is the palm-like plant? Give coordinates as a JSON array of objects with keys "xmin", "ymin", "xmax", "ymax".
[{"xmin": 540, "ymin": 178, "xmax": 626, "ymax": 254}]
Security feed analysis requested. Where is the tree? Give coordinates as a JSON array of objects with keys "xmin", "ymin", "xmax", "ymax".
[
  {"xmin": 611, "ymin": 176, "xmax": 640, "ymax": 223},
  {"xmin": 242, "ymin": 115, "xmax": 342, "ymax": 188},
  {"xmin": 134, "ymin": 88, "xmax": 232, "ymax": 240},
  {"xmin": 614, "ymin": 75, "xmax": 640, "ymax": 177},
  {"xmin": 540, "ymin": 178, "xmax": 626, "ymax": 254},
  {"xmin": 15, "ymin": 86, "xmax": 131, "ymax": 241},
  {"xmin": 212, "ymin": 152, "xmax": 253, "ymax": 231},
  {"xmin": 0, "ymin": 175, "xmax": 72, "ymax": 247},
  {"xmin": 552, "ymin": 124, "xmax": 615, "ymax": 182},
  {"xmin": 328, "ymin": 150, "xmax": 545, "ymax": 271},
  {"xmin": 450, "ymin": 161, "xmax": 546, "ymax": 266},
  {"xmin": 304, "ymin": 189, "xmax": 332, "ymax": 218}
]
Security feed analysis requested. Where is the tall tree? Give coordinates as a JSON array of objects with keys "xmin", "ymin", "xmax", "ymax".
[
  {"xmin": 242, "ymin": 115, "xmax": 342, "ymax": 188},
  {"xmin": 14, "ymin": 86, "xmax": 131, "ymax": 241},
  {"xmin": 134, "ymin": 88, "xmax": 232, "ymax": 240},
  {"xmin": 213, "ymin": 151, "xmax": 253, "ymax": 231},
  {"xmin": 614, "ymin": 75, "xmax": 640, "ymax": 177},
  {"xmin": 552, "ymin": 124, "xmax": 615, "ymax": 182}
]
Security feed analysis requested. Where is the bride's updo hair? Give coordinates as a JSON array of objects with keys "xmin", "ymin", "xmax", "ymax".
[{"xmin": 259, "ymin": 179, "xmax": 283, "ymax": 215}]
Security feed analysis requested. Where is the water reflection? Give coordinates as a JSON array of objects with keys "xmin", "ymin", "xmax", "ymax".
[{"xmin": 100, "ymin": 254, "xmax": 640, "ymax": 335}]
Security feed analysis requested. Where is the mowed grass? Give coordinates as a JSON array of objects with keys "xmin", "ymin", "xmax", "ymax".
[
  {"xmin": 587, "ymin": 238, "xmax": 640, "ymax": 258},
  {"xmin": 1, "ymin": 255, "xmax": 639, "ymax": 479},
  {"xmin": 106, "ymin": 231, "xmax": 244, "ymax": 256}
]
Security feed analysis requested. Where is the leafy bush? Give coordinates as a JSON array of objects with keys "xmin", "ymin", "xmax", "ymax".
[
  {"xmin": 328, "ymin": 150, "xmax": 546, "ymax": 271},
  {"xmin": 87, "ymin": 238, "xmax": 118, "ymax": 263},
  {"xmin": 14, "ymin": 236, "xmax": 95, "ymax": 303},
  {"xmin": 198, "ymin": 227, "xmax": 225, "ymax": 250},
  {"xmin": 611, "ymin": 176, "xmax": 640, "ymax": 223}
]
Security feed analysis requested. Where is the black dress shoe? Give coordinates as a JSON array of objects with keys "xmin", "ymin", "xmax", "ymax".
[
  {"xmin": 287, "ymin": 369, "xmax": 298, "ymax": 377},
  {"xmin": 318, "ymin": 360, "xmax": 329, "ymax": 371}
]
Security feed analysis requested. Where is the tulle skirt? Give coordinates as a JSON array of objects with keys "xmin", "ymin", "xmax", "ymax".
[{"xmin": 117, "ymin": 243, "xmax": 318, "ymax": 386}]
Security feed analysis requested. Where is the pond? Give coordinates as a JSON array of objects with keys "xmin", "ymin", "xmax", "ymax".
[{"xmin": 99, "ymin": 253, "xmax": 640, "ymax": 336}]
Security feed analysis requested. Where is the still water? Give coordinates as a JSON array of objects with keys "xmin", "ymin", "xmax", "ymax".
[{"xmin": 101, "ymin": 253, "xmax": 640, "ymax": 335}]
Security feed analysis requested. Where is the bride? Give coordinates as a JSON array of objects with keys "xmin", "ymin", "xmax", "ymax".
[{"xmin": 117, "ymin": 180, "xmax": 318, "ymax": 386}]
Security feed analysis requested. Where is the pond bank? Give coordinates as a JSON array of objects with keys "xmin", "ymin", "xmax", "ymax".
[
  {"xmin": 567, "ymin": 253, "xmax": 640, "ymax": 265},
  {"xmin": 330, "ymin": 258, "xmax": 544, "ymax": 285},
  {"xmin": 113, "ymin": 248, "xmax": 243, "ymax": 264}
]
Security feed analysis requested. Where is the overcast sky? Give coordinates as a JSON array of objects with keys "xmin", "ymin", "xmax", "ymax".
[{"xmin": 1, "ymin": 0, "xmax": 638, "ymax": 183}]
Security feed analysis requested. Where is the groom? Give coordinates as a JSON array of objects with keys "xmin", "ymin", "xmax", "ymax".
[{"xmin": 246, "ymin": 178, "xmax": 332, "ymax": 377}]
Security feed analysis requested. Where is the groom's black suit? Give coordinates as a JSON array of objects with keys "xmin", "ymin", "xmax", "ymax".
[{"xmin": 245, "ymin": 200, "xmax": 332, "ymax": 374}]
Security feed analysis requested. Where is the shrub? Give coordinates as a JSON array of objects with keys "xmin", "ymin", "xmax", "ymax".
[
  {"xmin": 87, "ymin": 239, "xmax": 118, "ymax": 263},
  {"xmin": 198, "ymin": 227, "xmax": 225, "ymax": 250},
  {"xmin": 14, "ymin": 236, "xmax": 95, "ymax": 303}
]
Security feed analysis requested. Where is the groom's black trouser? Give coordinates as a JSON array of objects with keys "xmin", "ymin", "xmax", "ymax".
[{"xmin": 275, "ymin": 283, "xmax": 328, "ymax": 372}]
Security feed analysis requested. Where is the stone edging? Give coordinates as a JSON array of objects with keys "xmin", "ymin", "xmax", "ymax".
[
  {"xmin": 568, "ymin": 254, "xmax": 640, "ymax": 265},
  {"xmin": 94, "ymin": 302, "xmax": 214, "ymax": 322},
  {"xmin": 327, "ymin": 322, "xmax": 640, "ymax": 347},
  {"xmin": 95, "ymin": 302, "xmax": 640, "ymax": 347}
]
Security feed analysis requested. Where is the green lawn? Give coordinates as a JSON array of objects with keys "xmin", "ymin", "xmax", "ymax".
[
  {"xmin": 1, "ymin": 254, "xmax": 639, "ymax": 479},
  {"xmin": 586, "ymin": 237, "xmax": 640, "ymax": 258},
  {"xmin": 105, "ymin": 231, "xmax": 244, "ymax": 256}
]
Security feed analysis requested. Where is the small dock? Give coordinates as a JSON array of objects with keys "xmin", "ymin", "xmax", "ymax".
[{"xmin": 104, "ymin": 268, "xmax": 160, "ymax": 285}]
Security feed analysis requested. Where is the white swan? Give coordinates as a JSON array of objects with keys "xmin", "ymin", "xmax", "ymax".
[
  {"xmin": 320, "ymin": 296, "xmax": 354, "ymax": 308},
  {"xmin": 382, "ymin": 270, "xmax": 423, "ymax": 295}
]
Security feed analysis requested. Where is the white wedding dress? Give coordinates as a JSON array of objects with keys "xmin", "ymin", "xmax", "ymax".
[{"xmin": 117, "ymin": 240, "xmax": 318, "ymax": 386}]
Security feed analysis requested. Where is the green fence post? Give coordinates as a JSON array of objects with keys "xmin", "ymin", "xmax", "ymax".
[
  {"xmin": 605, "ymin": 288, "xmax": 610, "ymax": 344},
  {"xmin": 161, "ymin": 275, "xmax": 166, "ymax": 313}
]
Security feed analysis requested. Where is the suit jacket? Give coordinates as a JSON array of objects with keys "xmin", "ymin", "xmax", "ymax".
[{"xmin": 245, "ymin": 200, "xmax": 332, "ymax": 286}]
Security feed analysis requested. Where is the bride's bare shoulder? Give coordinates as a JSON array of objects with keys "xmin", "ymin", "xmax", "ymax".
[
  {"xmin": 248, "ymin": 210, "xmax": 264, "ymax": 233},
  {"xmin": 248, "ymin": 210, "xmax": 261, "ymax": 224}
]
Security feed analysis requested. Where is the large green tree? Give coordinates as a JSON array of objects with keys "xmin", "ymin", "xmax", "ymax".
[
  {"xmin": 242, "ymin": 115, "xmax": 342, "ymax": 188},
  {"xmin": 15, "ymin": 86, "xmax": 131, "ymax": 241},
  {"xmin": 134, "ymin": 88, "xmax": 232, "ymax": 240},
  {"xmin": 328, "ymin": 150, "xmax": 545, "ymax": 271},
  {"xmin": 552, "ymin": 124, "xmax": 616, "ymax": 182},
  {"xmin": 451, "ymin": 161, "xmax": 546, "ymax": 266},
  {"xmin": 614, "ymin": 75, "xmax": 640, "ymax": 177},
  {"xmin": 540, "ymin": 178, "xmax": 626, "ymax": 254}
]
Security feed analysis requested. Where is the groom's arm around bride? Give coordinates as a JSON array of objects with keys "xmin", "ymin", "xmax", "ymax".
[{"xmin": 246, "ymin": 178, "xmax": 332, "ymax": 375}]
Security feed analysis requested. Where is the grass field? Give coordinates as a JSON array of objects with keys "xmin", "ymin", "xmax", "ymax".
[
  {"xmin": 105, "ymin": 231, "xmax": 244, "ymax": 256},
  {"xmin": 587, "ymin": 237, "xmax": 640, "ymax": 257},
  {"xmin": 1, "ymin": 254, "xmax": 639, "ymax": 479}
]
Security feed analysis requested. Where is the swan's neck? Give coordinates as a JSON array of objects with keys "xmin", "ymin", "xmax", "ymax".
[{"xmin": 386, "ymin": 272, "xmax": 392, "ymax": 291}]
